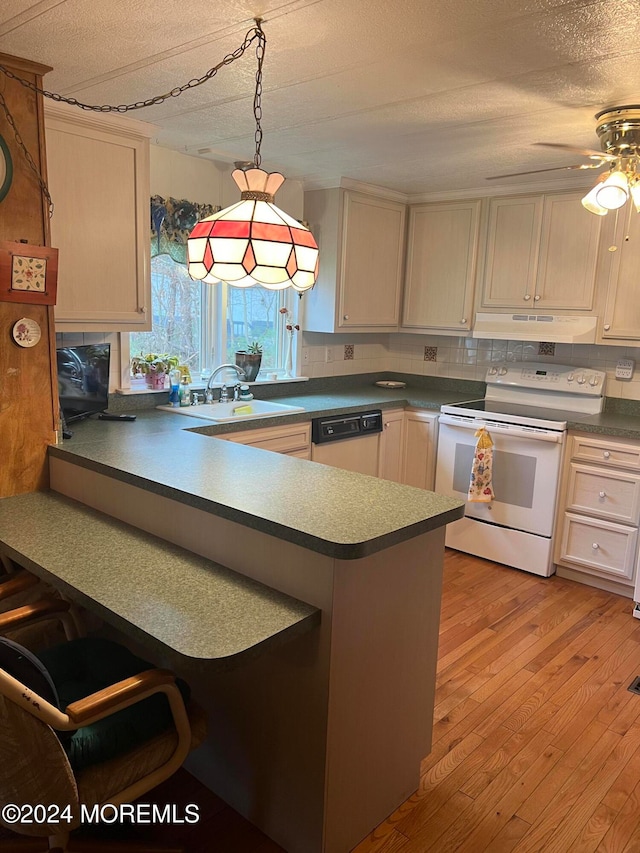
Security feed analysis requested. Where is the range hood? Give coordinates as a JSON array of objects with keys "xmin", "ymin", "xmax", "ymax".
[{"xmin": 472, "ymin": 313, "xmax": 598, "ymax": 344}]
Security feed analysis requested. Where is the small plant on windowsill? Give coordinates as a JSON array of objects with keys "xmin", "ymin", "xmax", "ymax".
[
  {"xmin": 131, "ymin": 353, "xmax": 180, "ymax": 390},
  {"xmin": 235, "ymin": 342, "xmax": 263, "ymax": 382}
]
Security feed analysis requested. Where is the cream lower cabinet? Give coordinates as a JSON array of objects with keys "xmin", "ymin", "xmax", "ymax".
[
  {"xmin": 219, "ymin": 422, "xmax": 311, "ymax": 459},
  {"xmin": 377, "ymin": 409, "xmax": 438, "ymax": 490},
  {"xmin": 555, "ymin": 432, "xmax": 640, "ymax": 595},
  {"xmin": 45, "ymin": 102, "xmax": 153, "ymax": 331},
  {"xmin": 401, "ymin": 200, "xmax": 480, "ymax": 334},
  {"xmin": 378, "ymin": 409, "xmax": 405, "ymax": 482}
]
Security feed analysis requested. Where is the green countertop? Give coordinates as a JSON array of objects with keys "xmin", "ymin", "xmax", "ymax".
[
  {"xmin": 51, "ymin": 382, "xmax": 469, "ymax": 559},
  {"xmin": 0, "ymin": 491, "xmax": 320, "ymax": 671}
]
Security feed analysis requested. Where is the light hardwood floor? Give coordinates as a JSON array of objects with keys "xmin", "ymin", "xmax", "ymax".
[{"xmin": 353, "ymin": 548, "xmax": 640, "ymax": 853}]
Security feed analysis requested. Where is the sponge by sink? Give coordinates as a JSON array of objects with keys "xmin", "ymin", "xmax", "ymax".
[{"xmin": 233, "ymin": 405, "xmax": 253, "ymax": 416}]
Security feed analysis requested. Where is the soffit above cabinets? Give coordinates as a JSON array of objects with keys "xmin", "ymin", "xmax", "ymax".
[{"xmin": 2, "ymin": 0, "xmax": 640, "ymax": 196}]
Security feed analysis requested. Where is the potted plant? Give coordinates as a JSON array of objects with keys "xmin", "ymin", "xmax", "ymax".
[
  {"xmin": 235, "ymin": 341, "xmax": 263, "ymax": 382},
  {"xmin": 131, "ymin": 353, "xmax": 180, "ymax": 390}
]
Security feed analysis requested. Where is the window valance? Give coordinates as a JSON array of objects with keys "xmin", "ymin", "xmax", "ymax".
[{"xmin": 151, "ymin": 195, "xmax": 218, "ymax": 265}]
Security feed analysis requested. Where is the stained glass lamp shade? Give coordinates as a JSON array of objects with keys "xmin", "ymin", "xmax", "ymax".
[{"xmin": 187, "ymin": 167, "xmax": 319, "ymax": 292}]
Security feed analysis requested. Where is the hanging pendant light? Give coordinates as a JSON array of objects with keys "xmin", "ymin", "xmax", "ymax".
[{"xmin": 187, "ymin": 20, "xmax": 319, "ymax": 292}]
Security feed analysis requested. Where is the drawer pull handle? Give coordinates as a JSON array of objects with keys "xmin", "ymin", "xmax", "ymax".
[
  {"xmin": 599, "ymin": 491, "xmax": 607, "ymax": 499},
  {"xmin": 592, "ymin": 543, "xmax": 600, "ymax": 550},
  {"xmin": 603, "ymin": 451, "xmax": 611, "ymax": 459}
]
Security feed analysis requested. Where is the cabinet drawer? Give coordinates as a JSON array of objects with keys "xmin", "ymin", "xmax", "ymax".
[
  {"xmin": 224, "ymin": 423, "xmax": 311, "ymax": 455},
  {"xmin": 559, "ymin": 513, "xmax": 637, "ymax": 581},
  {"xmin": 571, "ymin": 435, "xmax": 640, "ymax": 470},
  {"xmin": 566, "ymin": 463, "xmax": 640, "ymax": 524}
]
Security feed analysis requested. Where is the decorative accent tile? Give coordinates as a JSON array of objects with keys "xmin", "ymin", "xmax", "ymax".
[
  {"xmin": 424, "ymin": 346, "xmax": 437, "ymax": 362},
  {"xmin": 538, "ymin": 342, "xmax": 556, "ymax": 356},
  {"xmin": 344, "ymin": 344, "xmax": 354, "ymax": 360}
]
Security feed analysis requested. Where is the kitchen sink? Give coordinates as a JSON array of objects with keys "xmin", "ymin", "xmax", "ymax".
[{"xmin": 157, "ymin": 399, "xmax": 305, "ymax": 423}]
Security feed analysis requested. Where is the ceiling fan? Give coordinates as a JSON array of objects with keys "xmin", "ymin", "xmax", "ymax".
[{"xmin": 487, "ymin": 105, "xmax": 640, "ymax": 215}]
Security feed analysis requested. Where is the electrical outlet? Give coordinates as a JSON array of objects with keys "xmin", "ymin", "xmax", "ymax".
[
  {"xmin": 325, "ymin": 346, "xmax": 334, "ymax": 363},
  {"xmin": 302, "ymin": 348, "xmax": 310, "ymax": 364},
  {"xmin": 616, "ymin": 358, "xmax": 635, "ymax": 380}
]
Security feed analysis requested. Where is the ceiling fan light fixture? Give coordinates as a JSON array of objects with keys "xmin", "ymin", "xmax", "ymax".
[
  {"xmin": 186, "ymin": 20, "xmax": 319, "ymax": 293},
  {"xmin": 595, "ymin": 169, "xmax": 629, "ymax": 210},
  {"xmin": 581, "ymin": 177, "xmax": 609, "ymax": 216}
]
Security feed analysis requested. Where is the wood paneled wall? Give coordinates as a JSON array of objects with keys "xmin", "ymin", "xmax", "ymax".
[{"xmin": 0, "ymin": 52, "xmax": 57, "ymax": 496}]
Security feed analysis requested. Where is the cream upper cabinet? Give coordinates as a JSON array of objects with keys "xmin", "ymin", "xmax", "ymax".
[
  {"xmin": 482, "ymin": 192, "xmax": 602, "ymax": 312},
  {"xmin": 303, "ymin": 188, "xmax": 406, "ymax": 333},
  {"xmin": 401, "ymin": 200, "xmax": 480, "ymax": 333},
  {"xmin": 601, "ymin": 203, "xmax": 640, "ymax": 340},
  {"xmin": 45, "ymin": 103, "xmax": 153, "ymax": 332}
]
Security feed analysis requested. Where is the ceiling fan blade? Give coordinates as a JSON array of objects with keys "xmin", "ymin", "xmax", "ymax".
[
  {"xmin": 486, "ymin": 163, "xmax": 606, "ymax": 180},
  {"xmin": 533, "ymin": 142, "xmax": 617, "ymax": 162}
]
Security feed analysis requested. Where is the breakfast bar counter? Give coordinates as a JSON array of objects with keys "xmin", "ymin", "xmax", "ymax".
[{"xmin": 36, "ymin": 412, "xmax": 464, "ymax": 853}]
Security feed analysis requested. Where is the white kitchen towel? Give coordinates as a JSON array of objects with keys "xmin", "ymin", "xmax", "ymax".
[{"xmin": 468, "ymin": 426, "xmax": 494, "ymax": 503}]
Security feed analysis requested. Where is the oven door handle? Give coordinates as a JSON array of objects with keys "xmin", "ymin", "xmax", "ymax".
[{"xmin": 439, "ymin": 414, "xmax": 564, "ymax": 443}]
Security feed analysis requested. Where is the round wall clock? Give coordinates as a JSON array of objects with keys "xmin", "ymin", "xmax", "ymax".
[
  {"xmin": 0, "ymin": 134, "xmax": 13, "ymax": 203},
  {"xmin": 12, "ymin": 317, "xmax": 41, "ymax": 348}
]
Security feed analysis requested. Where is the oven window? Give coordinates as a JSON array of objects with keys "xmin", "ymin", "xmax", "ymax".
[{"xmin": 452, "ymin": 445, "xmax": 537, "ymax": 508}]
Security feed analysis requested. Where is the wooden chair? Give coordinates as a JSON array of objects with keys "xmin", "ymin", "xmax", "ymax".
[
  {"xmin": 0, "ymin": 600, "xmax": 208, "ymax": 852},
  {"xmin": 0, "ymin": 565, "xmax": 74, "ymax": 650}
]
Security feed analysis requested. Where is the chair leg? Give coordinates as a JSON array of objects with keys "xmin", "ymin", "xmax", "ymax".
[{"xmin": 67, "ymin": 843, "xmax": 183, "ymax": 852}]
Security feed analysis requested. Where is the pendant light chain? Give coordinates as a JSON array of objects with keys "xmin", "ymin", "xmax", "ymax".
[
  {"xmin": 0, "ymin": 20, "xmax": 265, "ymax": 218},
  {"xmin": 253, "ymin": 19, "xmax": 266, "ymax": 168},
  {"xmin": 0, "ymin": 91, "xmax": 54, "ymax": 217},
  {"xmin": 0, "ymin": 22, "xmax": 264, "ymax": 114}
]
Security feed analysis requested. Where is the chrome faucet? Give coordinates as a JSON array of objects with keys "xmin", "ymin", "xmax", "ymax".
[{"xmin": 206, "ymin": 364, "xmax": 246, "ymax": 402}]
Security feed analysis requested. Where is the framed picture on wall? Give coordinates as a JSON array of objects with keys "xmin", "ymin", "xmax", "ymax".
[{"xmin": 0, "ymin": 241, "xmax": 58, "ymax": 305}]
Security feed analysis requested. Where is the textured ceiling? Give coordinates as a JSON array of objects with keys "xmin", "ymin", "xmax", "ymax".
[{"xmin": 2, "ymin": 0, "xmax": 640, "ymax": 195}]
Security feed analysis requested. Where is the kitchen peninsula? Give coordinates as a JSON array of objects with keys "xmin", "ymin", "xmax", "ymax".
[{"xmin": 0, "ymin": 408, "xmax": 464, "ymax": 853}]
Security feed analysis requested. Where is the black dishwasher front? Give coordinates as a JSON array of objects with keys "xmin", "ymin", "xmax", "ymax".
[{"xmin": 311, "ymin": 410, "xmax": 383, "ymax": 444}]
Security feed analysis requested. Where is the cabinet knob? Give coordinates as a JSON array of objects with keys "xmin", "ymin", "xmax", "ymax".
[
  {"xmin": 603, "ymin": 324, "xmax": 611, "ymax": 331},
  {"xmin": 592, "ymin": 543, "xmax": 600, "ymax": 550},
  {"xmin": 384, "ymin": 422, "xmax": 389, "ymax": 429},
  {"xmin": 533, "ymin": 294, "xmax": 540, "ymax": 301},
  {"xmin": 523, "ymin": 294, "xmax": 531, "ymax": 301},
  {"xmin": 138, "ymin": 305, "xmax": 147, "ymax": 314},
  {"xmin": 460, "ymin": 318, "xmax": 467, "ymax": 324},
  {"xmin": 599, "ymin": 491, "xmax": 607, "ymax": 499},
  {"xmin": 603, "ymin": 451, "xmax": 611, "ymax": 459},
  {"xmin": 343, "ymin": 314, "xmax": 349, "ymax": 321}
]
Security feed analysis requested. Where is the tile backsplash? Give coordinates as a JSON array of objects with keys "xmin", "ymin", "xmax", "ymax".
[
  {"xmin": 55, "ymin": 328, "xmax": 640, "ymax": 402},
  {"xmin": 301, "ymin": 331, "xmax": 640, "ymax": 401}
]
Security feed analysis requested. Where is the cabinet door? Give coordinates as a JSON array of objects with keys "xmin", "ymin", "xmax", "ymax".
[
  {"xmin": 378, "ymin": 410, "xmax": 404, "ymax": 483},
  {"xmin": 602, "ymin": 203, "xmax": 640, "ymax": 339},
  {"xmin": 46, "ymin": 106, "xmax": 151, "ymax": 331},
  {"xmin": 402, "ymin": 411, "xmax": 438, "ymax": 490},
  {"xmin": 338, "ymin": 192, "xmax": 406, "ymax": 328},
  {"xmin": 535, "ymin": 193, "xmax": 601, "ymax": 310},
  {"xmin": 402, "ymin": 201, "xmax": 480, "ymax": 332},
  {"xmin": 482, "ymin": 196, "xmax": 543, "ymax": 308}
]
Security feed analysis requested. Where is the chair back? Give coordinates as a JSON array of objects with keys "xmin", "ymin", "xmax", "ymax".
[{"xmin": 0, "ymin": 668, "xmax": 80, "ymax": 836}]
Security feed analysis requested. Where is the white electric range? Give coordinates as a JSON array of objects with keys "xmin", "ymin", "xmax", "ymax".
[{"xmin": 435, "ymin": 363, "xmax": 606, "ymax": 577}]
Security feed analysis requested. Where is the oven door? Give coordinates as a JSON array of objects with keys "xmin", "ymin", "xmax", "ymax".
[{"xmin": 435, "ymin": 415, "xmax": 564, "ymax": 537}]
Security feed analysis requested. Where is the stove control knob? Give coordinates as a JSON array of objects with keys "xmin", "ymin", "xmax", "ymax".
[
  {"xmin": 589, "ymin": 375, "xmax": 600, "ymax": 387},
  {"xmin": 488, "ymin": 367, "xmax": 498, "ymax": 375},
  {"xmin": 576, "ymin": 373, "xmax": 586, "ymax": 385},
  {"xmin": 498, "ymin": 367, "xmax": 508, "ymax": 375},
  {"xmin": 566, "ymin": 373, "xmax": 575, "ymax": 382}
]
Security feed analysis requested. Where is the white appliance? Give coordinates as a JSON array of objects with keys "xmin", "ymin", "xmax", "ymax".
[
  {"xmin": 473, "ymin": 312, "xmax": 598, "ymax": 343},
  {"xmin": 435, "ymin": 363, "xmax": 606, "ymax": 577}
]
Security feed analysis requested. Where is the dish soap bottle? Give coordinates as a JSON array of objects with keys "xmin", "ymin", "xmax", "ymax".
[
  {"xmin": 179, "ymin": 375, "xmax": 191, "ymax": 407},
  {"xmin": 169, "ymin": 368, "xmax": 182, "ymax": 407}
]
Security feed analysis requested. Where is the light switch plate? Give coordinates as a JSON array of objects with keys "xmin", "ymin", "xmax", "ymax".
[{"xmin": 616, "ymin": 358, "xmax": 635, "ymax": 380}]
